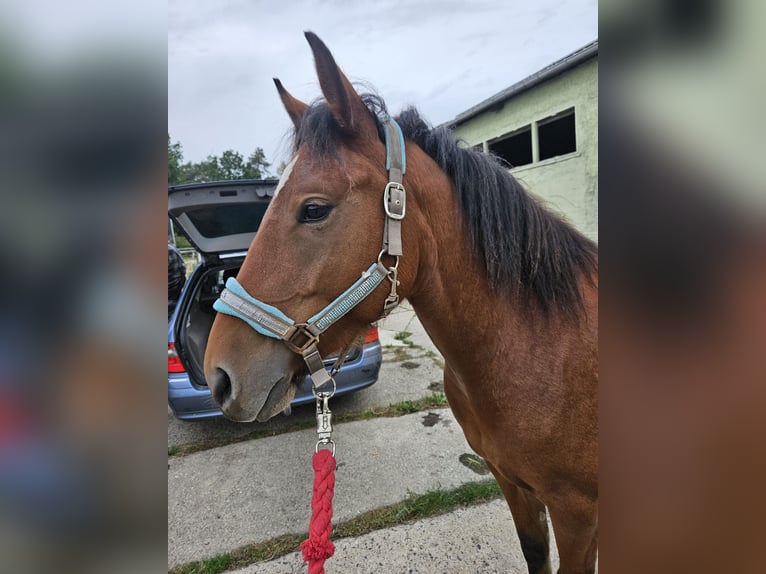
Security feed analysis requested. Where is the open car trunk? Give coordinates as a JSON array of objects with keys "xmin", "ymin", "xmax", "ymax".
[
  {"xmin": 168, "ymin": 179, "xmax": 277, "ymax": 256},
  {"xmin": 176, "ymin": 259, "xmax": 242, "ymax": 387},
  {"xmin": 168, "ymin": 180, "xmax": 278, "ymax": 386}
]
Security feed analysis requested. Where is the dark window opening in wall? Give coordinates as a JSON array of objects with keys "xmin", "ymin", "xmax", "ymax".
[
  {"xmin": 538, "ymin": 109, "xmax": 576, "ymax": 160},
  {"xmin": 489, "ymin": 127, "xmax": 532, "ymax": 168}
]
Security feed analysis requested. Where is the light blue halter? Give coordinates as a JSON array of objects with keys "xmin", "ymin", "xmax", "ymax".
[{"xmin": 213, "ymin": 118, "xmax": 407, "ymax": 392}]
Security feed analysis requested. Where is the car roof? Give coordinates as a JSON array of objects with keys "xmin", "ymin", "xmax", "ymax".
[{"xmin": 168, "ymin": 178, "xmax": 278, "ymax": 195}]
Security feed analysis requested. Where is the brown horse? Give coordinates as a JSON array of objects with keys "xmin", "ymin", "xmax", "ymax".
[{"xmin": 205, "ymin": 32, "xmax": 598, "ymax": 574}]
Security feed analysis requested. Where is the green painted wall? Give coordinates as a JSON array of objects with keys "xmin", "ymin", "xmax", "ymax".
[{"xmin": 451, "ymin": 58, "xmax": 598, "ymax": 241}]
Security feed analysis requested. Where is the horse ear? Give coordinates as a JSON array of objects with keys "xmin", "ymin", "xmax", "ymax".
[
  {"xmin": 304, "ymin": 31, "xmax": 376, "ymax": 138},
  {"xmin": 273, "ymin": 78, "xmax": 308, "ymax": 130}
]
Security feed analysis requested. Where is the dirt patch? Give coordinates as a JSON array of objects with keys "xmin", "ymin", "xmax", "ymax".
[
  {"xmin": 459, "ymin": 453, "xmax": 491, "ymax": 475},
  {"xmin": 421, "ymin": 412, "xmax": 441, "ymax": 427},
  {"xmin": 383, "ymin": 346, "xmax": 414, "ymax": 362},
  {"xmin": 428, "ymin": 381, "xmax": 444, "ymax": 392},
  {"xmin": 401, "ymin": 361, "xmax": 420, "ymax": 370}
]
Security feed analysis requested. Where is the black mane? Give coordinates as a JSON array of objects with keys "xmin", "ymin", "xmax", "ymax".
[{"xmin": 293, "ymin": 93, "xmax": 597, "ymax": 315}]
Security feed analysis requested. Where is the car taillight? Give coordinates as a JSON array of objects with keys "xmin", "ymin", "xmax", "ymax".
[
  {"xmin": 363, "ymin": 325, "xmax": 379, "ymax": 344},
  {"xmin": 168, "ymin": 343, "xmax": 186, "ymax": 373}
]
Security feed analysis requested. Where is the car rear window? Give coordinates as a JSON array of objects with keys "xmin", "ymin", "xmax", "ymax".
[{"xmin": 185, "ymin": 203, "xmax": 270, "ymax": 238}]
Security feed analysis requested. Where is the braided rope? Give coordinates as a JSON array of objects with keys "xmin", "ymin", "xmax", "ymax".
[{"xmin": 301, "ymin": 449, "xmax": 336, "ymax": 573}]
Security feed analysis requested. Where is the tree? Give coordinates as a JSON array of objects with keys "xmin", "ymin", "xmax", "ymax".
[
  {"xmin": 243, "ymin": 148, "xmax": 270, "ymax": 179},
  {"xmin": 168, "ymin": 134, "xmax": 273, "ymax": 184},
  {"xmin": 168, "ymin": 134, "xmax": 184, "ymax": 185},
  {"xmin": 179, "ymin": 155, "xmax": 222, "ymax": 183},
  {"xmin": 219, "ymin": 149, "xmax": 245, "ymax": 179}
]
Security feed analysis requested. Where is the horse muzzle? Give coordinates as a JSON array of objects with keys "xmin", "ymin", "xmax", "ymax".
[
  {"xmin": 207, "ymin": 365, "xmax": 297, "ymax": 423},
  {"xmin": 205, "ymin": 316, "xmax": 299, "ymax": 422}
]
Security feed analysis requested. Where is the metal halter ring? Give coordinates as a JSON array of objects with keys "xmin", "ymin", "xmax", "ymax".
[
  {"xmin": 315, "ymin": 439, "xmax": 336, "ymax": 456},
  {"xmin": 312, "ymin": 378, "xmax": 337, "ymax": 399},
  {"xmin": 377, "ymin": 249, "xmax": 400, "ymax": 272}
]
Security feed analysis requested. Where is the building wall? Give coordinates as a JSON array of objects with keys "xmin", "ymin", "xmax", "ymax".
[{"xmin": 451, "ymin": 58, "xmax": 598, "ymax": 241}]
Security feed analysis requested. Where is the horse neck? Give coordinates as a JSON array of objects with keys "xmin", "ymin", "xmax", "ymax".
[
  {"xmin": 403, "ymin": 166, "xmax": 516, "ymax": 367},
  {"xmin": 403, "ymin": 155, "xmax": 584, "ymax": 374}
]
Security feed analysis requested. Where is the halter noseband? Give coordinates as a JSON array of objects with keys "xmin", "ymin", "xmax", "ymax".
[{"xmin": 213, "ymin": 118, "xmax": 407, "ymax": 393}]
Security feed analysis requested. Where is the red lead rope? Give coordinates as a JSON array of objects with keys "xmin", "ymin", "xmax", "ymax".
[{"xmin": 301, "ymin": 449, "xmax": 336, "ymax": 573}]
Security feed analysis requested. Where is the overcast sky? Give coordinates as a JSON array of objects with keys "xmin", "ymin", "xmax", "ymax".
[{"xmin": 168, "ymin": 0, "xmax": 597, "ymax": 168}]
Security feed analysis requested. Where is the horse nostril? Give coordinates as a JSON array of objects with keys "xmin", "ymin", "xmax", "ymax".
[{"xmin": 211, "ymin": 368, "xmax": 232, "ymax": 406}]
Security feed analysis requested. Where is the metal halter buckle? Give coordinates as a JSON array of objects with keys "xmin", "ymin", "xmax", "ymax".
[
  {"xmin": 383, "ymin": 182, "xmax": 406, "ymax": 220},
  {"xmin": 284, "ymin": 324, "xmax": 320, "ymax": 354}
]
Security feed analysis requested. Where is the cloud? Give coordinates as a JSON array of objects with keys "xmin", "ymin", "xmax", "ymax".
[{"xmin": 169, "ymin": 0, "xmax": 597, "ymax": 165}]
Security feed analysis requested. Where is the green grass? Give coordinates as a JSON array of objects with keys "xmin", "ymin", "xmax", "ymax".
[
  {"xmin": 393, "ymin": 330, "xmax": 415, "ymax": 347},
  {"xmin": 382, "ymin": 338, "xmax": 444, "ymax": 370},
  {"xmin": 395, "ymin": 392, "xmax": 447, "ymax": 414},
  {"xmin": 424, "ymin": 349, "xmax": 445, "ymax": 369},
  {"xmin": 382, "ymin": 345, "xmax": 415, "ymax": 362},
  {"xmin": 168, "ymin": 479, "xmax": 501, "ymax": 574},
  {"xmin": 395, "ymin": 400, "xmax": 419, "ymax": 414},
  {"xmin": 168, "ymin": 393, "xmax": 449, "ymax": 458}
]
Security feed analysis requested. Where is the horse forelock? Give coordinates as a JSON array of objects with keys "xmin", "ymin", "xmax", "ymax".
[
  {"xmin": 291, "ymin": 93, "xmax": 388, "ymax": 158},
  {"xmin": 290, "ymin": 92, "xmax": 597, "ymax": 316}
]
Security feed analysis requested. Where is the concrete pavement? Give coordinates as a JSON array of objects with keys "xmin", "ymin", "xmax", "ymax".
[
  {"xmin": 169, "ymin": 409, "xmax": 489, "ymax": 568},
  {"xmin": 234, "ymin": 500, "xmax": 560, "ymax": 574},
  {"xmin": 376, "ymin": 300, "xmax": 439, "ymax": 354}
]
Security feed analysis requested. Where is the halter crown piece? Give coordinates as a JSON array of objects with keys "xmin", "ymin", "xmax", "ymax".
[{"xmin": 213, "ymin": 118, "xmax": 407, "ymax": 401}]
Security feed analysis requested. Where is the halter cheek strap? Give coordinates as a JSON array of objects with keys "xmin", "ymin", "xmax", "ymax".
[
  {"xmin": 212, "ymin": 118, "xmax": 407, "ymax": 393},
  {"xmin": 383, "ymin": 117, "xmax": 406, "ymax": 257}
]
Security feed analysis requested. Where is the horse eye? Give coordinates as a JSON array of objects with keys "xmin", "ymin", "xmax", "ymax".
[{"xmin": 299, "ymin": 203, "xmax": 333, "ymax": 223}]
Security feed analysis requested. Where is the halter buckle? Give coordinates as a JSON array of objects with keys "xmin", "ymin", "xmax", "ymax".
[
  {"xmin": 284, "ymin": 323, "xmax": 320, "ymax": 354},
  {"xmin": 383, "ymin": 182, "xmax": 406, "ymax": 220}
]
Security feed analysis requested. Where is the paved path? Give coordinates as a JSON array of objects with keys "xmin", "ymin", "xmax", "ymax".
[
  {"xmin": 234, "ymin": 500, "xmax": 553, "ymax": 574},
  {"xmin": 169, "ymin": 409, "xmax": 489, "ymax": 568}
]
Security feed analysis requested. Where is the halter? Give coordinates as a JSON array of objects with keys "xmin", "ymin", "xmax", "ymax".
[{"xmin": 213, "ymin": 118, "xmax": 407, "ymax": 400}]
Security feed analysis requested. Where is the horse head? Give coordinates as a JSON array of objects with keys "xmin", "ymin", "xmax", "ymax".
[{"xmin": 204, "ymin": 32, "xmax": 423, "ymax": 422}]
